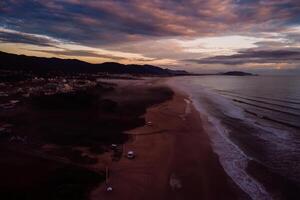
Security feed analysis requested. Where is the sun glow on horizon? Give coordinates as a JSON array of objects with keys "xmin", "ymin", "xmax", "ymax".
[{"xmin": 1, "ymin": 0, "xmax": 300, "ymax": 73}]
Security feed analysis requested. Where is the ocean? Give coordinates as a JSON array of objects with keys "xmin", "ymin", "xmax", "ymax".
[{"xmin": 168, "ymin": 75, "xmax": 300, "ymax": 200}]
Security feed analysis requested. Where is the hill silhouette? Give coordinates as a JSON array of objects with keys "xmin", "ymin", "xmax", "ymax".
[{"xmin": 0, "ymin": 51, "xmax": 188, "ymax": 75}]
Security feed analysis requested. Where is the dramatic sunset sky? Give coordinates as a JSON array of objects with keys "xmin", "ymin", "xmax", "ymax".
[{"xmin": 0, "ymin": 0, "xmax": 300, "ymax": 74}]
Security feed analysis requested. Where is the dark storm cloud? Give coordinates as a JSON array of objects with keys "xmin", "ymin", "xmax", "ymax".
[
  {"xmin": 29, "ymin": 49, "xmax": 126, "ymax": 60},
  {"xmin": 0, "ymin": 29, "xmax": 59, "ymax": 46},
  {"xmin": 0, "ymin": 0, "xmax": 299, "ymax": 46},
  {"xmin": 186, "ymin": 49, "xmax": 300, "ymax": 65}
]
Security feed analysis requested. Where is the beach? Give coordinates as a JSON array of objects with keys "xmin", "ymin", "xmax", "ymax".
[
  {"xmin": 90, "ymin": 80, "xmax": 245, "ymax": 200},
  {"xmin": 0, "ymin": 78, "xmax": 251, "ymax": 200}
]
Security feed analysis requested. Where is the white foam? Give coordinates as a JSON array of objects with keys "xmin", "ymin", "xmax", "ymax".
[
  {"xmin": 184, "ymin": 98, "xmax": 192, "ymax": 114},
  {"xmin": 203, "ymin": 88, "xmax": 246, "ymax": 120},
  {"xmin": 195, "ymin": 102, "xmax": 271, "ymax": 200},
  {"xmin": 167, "ymin": 78, "xmax": 273, "ymax": 200}
]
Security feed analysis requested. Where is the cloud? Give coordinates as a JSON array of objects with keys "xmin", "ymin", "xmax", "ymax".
[
  {"xmin": 28, "ymin": 49, "xmax": 126, "ymax": 61},
  {"xmin": 0, "ymin": 0, "xmax": 299, "ymax": 46},
  {"xmin": 0, "ymin": 27, "xmax": 62, "ymax": 46},
  {"xmin": 186, "ymin": 49, "xmax": 300, "ymax": 65},
  {"xmin": 0, "ymin": 0, "xmax": 300, "ymax": 72}
]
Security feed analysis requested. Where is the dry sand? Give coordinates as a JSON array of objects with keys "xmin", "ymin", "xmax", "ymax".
[{"xmin": 90, "ymin": 87, "xmax": 241, "ymax": 200}]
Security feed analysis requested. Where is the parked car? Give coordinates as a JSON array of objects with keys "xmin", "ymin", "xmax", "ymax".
[{"xmin": 127, "ymin": 151, "xmax": 135, "ymax": 159}]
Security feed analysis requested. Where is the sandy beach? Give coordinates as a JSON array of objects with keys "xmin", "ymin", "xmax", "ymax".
[
  {"xmin": 1, "ymin": 78, "xmax": 248, "ymax": 200},
  {"xmin": 90, "ymin": 82, "xmax": 243, "ymax": 200}
]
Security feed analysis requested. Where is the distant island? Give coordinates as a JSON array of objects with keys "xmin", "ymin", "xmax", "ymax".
[
  {"xmin": 219, "ymin": 71, "xmax": 257, "ymax": 76},
  {"xmin": 183, "ymin": 71, "xmax": 258, "ymax": 77}
]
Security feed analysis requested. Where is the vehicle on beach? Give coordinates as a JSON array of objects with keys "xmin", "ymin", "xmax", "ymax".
[
  {"xmin": 127, "ymin": 151, "xmax": 135, "ymax": 159},
  {"xmin": 106, "ymin": 186, "xmax": 113, "ymax": 192},
  {"xmin": 146, "ymin": 121, "xmax": 153, "ymax": 126},
  {"xmin": 111, "ymin": 144, "xmax": 117, "ymax": 149}
]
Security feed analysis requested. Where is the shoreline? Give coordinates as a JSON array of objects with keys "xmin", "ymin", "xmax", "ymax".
[{"xmin": 90, "ymin": 80, "xmax": 244, "ymax": 200}]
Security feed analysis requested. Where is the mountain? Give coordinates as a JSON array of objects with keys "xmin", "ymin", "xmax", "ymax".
[{"xmin": 0, "ymin": 51, "xmax": 188, "ymax": 76}]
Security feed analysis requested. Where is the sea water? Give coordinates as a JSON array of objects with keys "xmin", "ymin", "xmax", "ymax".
[{"xmin": 168, "ymin": 75, "xmax": 300, "ymax": 200}]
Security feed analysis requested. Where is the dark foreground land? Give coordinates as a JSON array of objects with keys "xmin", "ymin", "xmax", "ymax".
[{"xmin": 0, "ymin": 76, "xmax": 173, "ymax": 200}]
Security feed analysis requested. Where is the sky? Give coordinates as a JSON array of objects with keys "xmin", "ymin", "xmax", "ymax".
[{"xmin": 0, "ymin": 0, "xmax": 300, "ymax": 74}]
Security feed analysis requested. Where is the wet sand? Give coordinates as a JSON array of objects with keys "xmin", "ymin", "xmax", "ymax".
[{"xmin": 90, "ymin": 86, "xmax": 242, "ymax": 200}]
